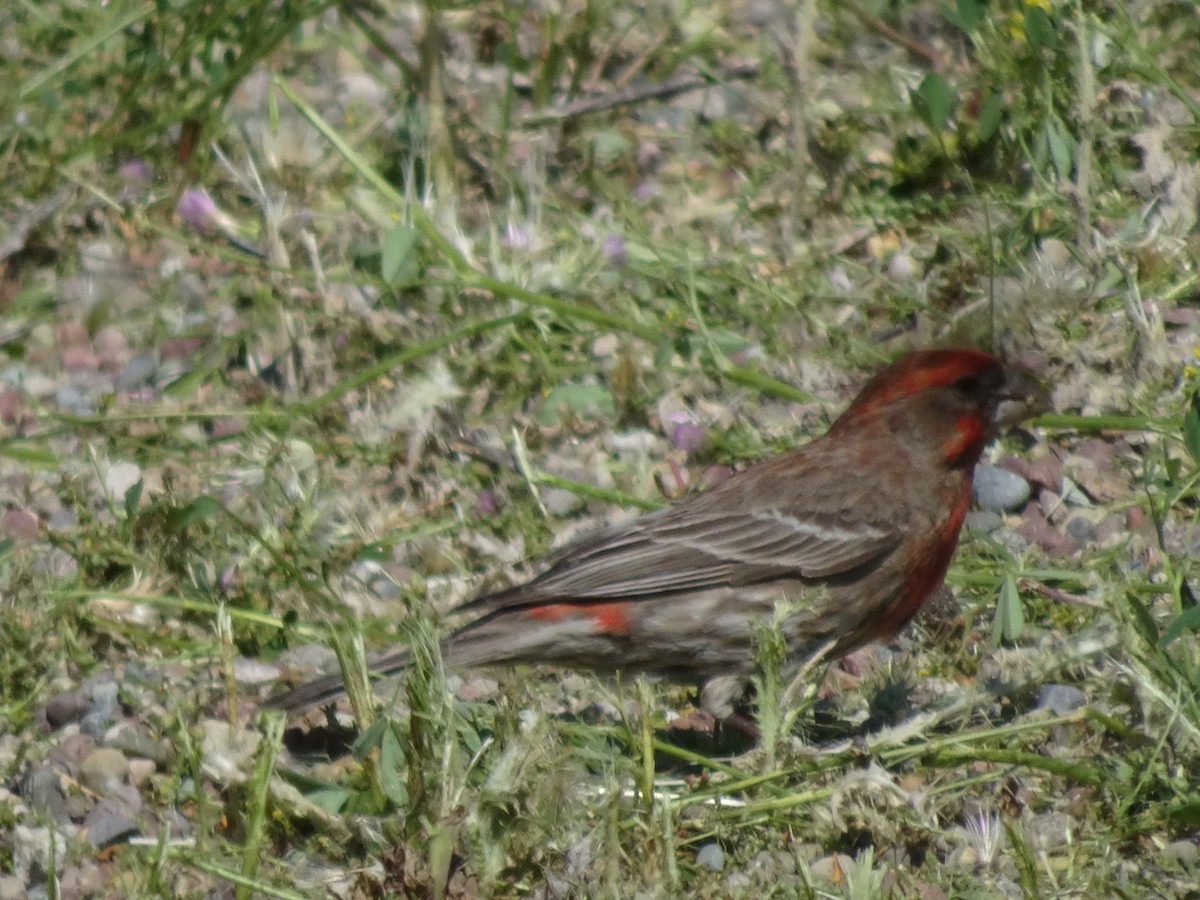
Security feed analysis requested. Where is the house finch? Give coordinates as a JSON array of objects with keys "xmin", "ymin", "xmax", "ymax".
[{"xmin": 265, "ymin": 348, "xmax": 1048, "ymax": 718}]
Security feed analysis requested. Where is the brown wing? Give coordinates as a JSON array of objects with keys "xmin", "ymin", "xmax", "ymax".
[{"xmin": 459, "ymin": 444, "xmax": 904, "ymax": 612}]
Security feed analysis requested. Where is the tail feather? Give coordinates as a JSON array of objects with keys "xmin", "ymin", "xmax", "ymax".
[{"xmin": 260, "ymin": 647, "xmax": 412, "ymax": 713}]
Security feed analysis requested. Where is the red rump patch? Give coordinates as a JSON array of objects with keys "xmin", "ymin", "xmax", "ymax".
[{"xmin": 525, "ymin": 601, "xmax": 634, "ymax": 636}]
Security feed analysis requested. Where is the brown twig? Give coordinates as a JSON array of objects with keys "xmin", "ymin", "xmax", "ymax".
[
  {"xmin": 1018, "ymin": 577, "xmax": 1107, "ymax": 610},
  {"xmin": 840, "ymin": 0, "xmax": 941, "ymax": 68},
  {"xmin": 519, "ymin": 62, "xmax": 761, "ymax": 127}
]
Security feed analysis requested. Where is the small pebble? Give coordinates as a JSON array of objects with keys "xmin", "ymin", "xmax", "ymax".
[
  {"xmin": 542, "ymin": 487, "xmax": 585, "ymax": 517},
  {"xmin": 54, "ymin": 381, "xmax": 95, "ymax": 414},
  {"xmin": 46, "ymin": 732, "xmax": 97, "ymax": 777},
  {"xmin": 696, "ymin": 842, "xmax": 725, "ymax": 872},
  {"xmin": 1026, "ymin": 811, "xmax": 1072, "ymax": 851},
  {"xmin": 62, "ymin": 345, "xmax": 100, "ymax": 372},
  {"xmin": 965, "ymin": 510, "xmax": 1003, "ymax": 534},
  {"xmin": 1064, "ymin": 515, "xmax": 1098, "ymax": 546},
  {"xmin": 105, "ymin": 724, "xmax": 169, "ymax": 765},
  {"xmin": 1161, "ymin": 839, "xmax": 1199, "ymax": 868},
  {"xmin": 0, "ymin": 509, "xmax": 39, "ymax": 542},
  {"xmin": 887, "ymin": 252, "xmax": 919, "ymax": 281},
  {"xmin": 0, "ymin": 388, "xmax": 27, "ymax": 425},
  {"xmin": 20, "ymin": 769, "xmax": 69, "ymax": 825},
  {"xmin": 127, "ymin": 758, "xmax": 156, "ymax": 788},
  {"xmin": 1037, "ymin": 684, "xmax": 1086, "ymax": 714},
  {"xmin": 55, "ymin": 322, "xmax": 89, "ymax": 347},
  {"xmin": 12, "ymin": 824, "xmax": 59, "ymax": 883},
  {"xmin": 42, "ymin": 690, "xmax": 91, "ymax": 730},
  {"xmin": 104, "ymin": 461, "xmax": 142, "ymax": 501},
  {"xmin": 810, "ymin": 853, "xmax": 856, "ymax": 882},
  {"xmin": 80, "ymin": 748, "xmax": 128, "ymax": 797},
  {"xmin": 83, "ymin": 795, "xmax": 140, "ymax": 848},
  {"xmin": 566, "ymin": 836, "xmax": 594, "ymax": 876},
  {"xmin": 973, "ymin": 463, "xmax": 1032, "ymax": 512},
  {"xmin": 59, "ymin": 861, "xmax": 108, "ymax": 899},
  {"xmin": 92, "ymin": 326, "xmax": 130, "ymax": 357},
  {"xmin": 233, "ymin": 657, "xmax": 283, "ymax": 686},
  {"xmin": 115, "ymin": 354, "xmax": 156, "ymax": 393}
]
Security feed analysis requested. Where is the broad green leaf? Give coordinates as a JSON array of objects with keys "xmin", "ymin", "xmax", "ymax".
[
  {"xmin": 1160, "ymin": 601, "xmax": 1200, "ymax": 646},
  {"xmin": 123, "ymin": 479, "xmax": 143, "ymax": 518},
  {"xmin": 1024, "ymin": 6, "xmax": 1059, "ymax": 48},
  {"xmin": 976, "ymin": 90, "xmax": 1004, "ymax": 142},
  {"xmin": 1126, "ymin": 593, "xmax": 1159, "ymax": 644},
  {"xmin": 591, "ymin": 130, "xmax": 629, "ymax": 165},
  {"xmin": 992, "ymin": 572, "xmax": 1024, "ymax": 644},
  {"xmin": 167, "ymin": 494, "xmax": 222, "ymax": 532},
  {"xmin": 352, "ymin": 716, "xmax": 388, "ymax": 761},
  {"xmin": 939, "ymin": 0, "xmax": 987, "ymax": 32},
  {"xmin": 305, "ymin": 787, "xmax": 351, "ymax": 814},
  {"xmin": 1044, "ymin": 115, "xmax": 1074, "ymax": 182},
  {"xmin": 537, "ymin": 383, "xmax": 616, "ymax": 427},
  {"xmin": 912, "ymin": 73, "xmax": 957, "ymax": 133},
  {"xmin": 1183, "ymin": 391, "xmax": 1200, "ymax": 465},
  {"xmin": 378, "ymin": 723, "xmax": 409, "ymax": 806},
  {"xmin": 381, "ymin": 223, "xmax": 420, "ymax": 284}
]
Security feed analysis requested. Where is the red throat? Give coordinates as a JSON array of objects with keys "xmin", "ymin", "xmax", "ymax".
[
  {"xmin": 875, "ymin": 484, "xmax": 973, "ymax": 640},
  {"xmin": 942, "ymin": 412, "xmax": 986, "ymax": 464}
]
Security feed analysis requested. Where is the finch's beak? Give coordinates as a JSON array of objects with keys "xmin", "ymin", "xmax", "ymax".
[{"xmin": 994, "ymin": 365, "xmax": 1051, "ymax": 429}]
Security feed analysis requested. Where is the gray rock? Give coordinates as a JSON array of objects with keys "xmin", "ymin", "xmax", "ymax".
[
  {"xmin": 83, "ymin": 795, "xmax": 140, "ymax": 848},
  {"xmin": 127, "ymin": 758, "xmax": 156, "ymax": 787},
  {"xmin": 80, "ymin": 748, "xmax": 128, "ymax": 796},
  {"xmin": 103, "ymin": 461, "xmax": 142, "ymax": 501},
  {"xmin": 1026, "ymin": 811, "xmax": 1073, "ymax": 851},
  {"xmin": 724, "ymin": 872, "xmax": 752, "ymax": 891},
  {"xmin": 1161, "ymin": 839, "xmax": 1198, "ymax": 868},
  {"xmin": 965, "ymin": 510, "xmax": 1004, "ymax": 534},
  {"xmin": 79, "ymin": 710, "xmax": 114, "ymax": 738},
  {"xmin": 565, "ymin": 836, "xmax": 594, "ymax": 876},
  {"xmin": 78, "ymin": 678, "xmax": 119, "ymax": 737},
  {"xmin": 696, "ymin": 842, "xmax": 725, "ymax": 872},
  {"xmin": 47, "ymin": 732, "xmax": 97, "ymax": 778},
  {"xmin": 1064, "ymin": 515, "xmax": 1098, "ymax": 545},
  {"xmin": 12, "ymin": 824, "xmax": 60, "ymax": 883},
  {"xmin": 542, "ymin": 487, "xmax": 585, "ymax": 517},
  {"xmin": 42, "ymin": 690, "xmax": 90, "ymax": 730},
  {"xmin": 810, "ymin": 854, "xmax": 855, "ymax": 882},
  {"xmin": 59, "ymin": 861, "xmax": 108, "ymax": 899},
  {"xmin": 0, "ymin": 876, "xmax": 27, "ymax": 900},
  {"xmin": 104, "ymin": 724, "xmax": 168, "ymax": 765},
  {"xmin": 233, "ymin": 656, "xmax": 281, "ymax": 686},
  {"xmin": 973, "ymin": 463, "xmax": 1032, "ymax": 512},
  {"xmin": 1037, "ymin": 684, "xmax": 1087, "ymax": 715},
  {"xmin": 21, "ymin": 769, "xmax": 70, "ymax": 824},
  {"xmin": 275, "ymin": 643, "xmax": 337, "ymax": 678},
  {"xmin": 54, "ymin": 381, "xmax": 95, "ymax": 414},
  {"xmin": 84, "ymin": 677, "xmax": 119, "ymax": 717},
  {"xmin": 115, "ymin": 354, "xmax": 157, "ymax": 392}
]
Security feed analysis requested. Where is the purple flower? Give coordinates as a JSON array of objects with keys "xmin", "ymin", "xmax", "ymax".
[
  {"xmin": 671, "ymin": 422, "xmax": 708, "ymax": 452},
  {"xmin": 176, "ymin": 188, "xmax": 220, "ymax": 232},
  {"xmin": 119, "ymin": 159, "xmax": 153, "ymax": 184},
  {"xmin": 503, "ymin": 221, "xmax": 532, "ymax": 250},
  {"xmin": 601, "ymin": 234, "xmax": 627, "ymax": 268}
]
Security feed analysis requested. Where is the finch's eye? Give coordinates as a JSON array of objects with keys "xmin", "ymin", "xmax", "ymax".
[{"xmin": 953, "ymin": 374, "xmax": 982, "ymax": 395}]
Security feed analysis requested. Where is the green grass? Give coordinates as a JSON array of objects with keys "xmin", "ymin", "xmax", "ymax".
[{"xmin": 2, "ymin": 0, "xmax": 1200, "ymax": 896}]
